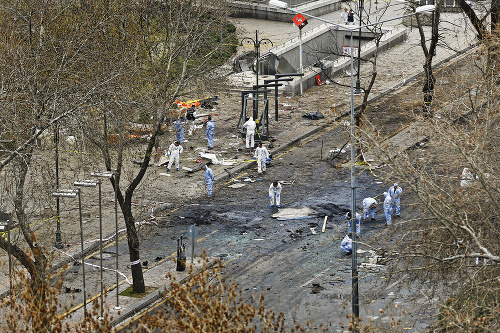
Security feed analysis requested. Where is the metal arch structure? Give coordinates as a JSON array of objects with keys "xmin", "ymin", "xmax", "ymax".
[{"xmin": 240, "ymin": 31, "xmax": 274, "ymax": 121}]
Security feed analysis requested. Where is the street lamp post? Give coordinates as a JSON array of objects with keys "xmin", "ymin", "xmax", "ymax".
[
  {"xmin": 72, "ymin": 180, "xmax": 98, "ymax": 316},
  {"xmin": 91, "ymin": 170, "xmax": 115, "ymax": 316},
  {"xmin": 7, "ymin": 218, "xmax": 12, "ymax": 303},
  {"xmin": 269, "ymin": 0, "xmax": 435, "ymax": 324},
  {"xmin": 240, "ymin": 31, "xmax": 274, "ymax": 121},
  {"xmin": 52, "ymin": 189, "xmax": 87, "ymax": 314},
  {"xmin": 354, "ymin": 0, "xmax": 364, "ymax": 94},
  {"xmin": 54, "ymin": 124, "xmax": 64, "ymax": 249}
]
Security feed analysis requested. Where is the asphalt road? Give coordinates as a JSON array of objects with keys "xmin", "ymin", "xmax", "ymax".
[{"xmin": 113, "ymin": 121, "xmax": 436, "ymax": 332}]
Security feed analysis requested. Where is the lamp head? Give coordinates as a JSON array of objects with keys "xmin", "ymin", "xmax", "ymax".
[
  {"xmin": 269, "ymin": 0, "xmax": 288, "ymax": 9},
  {"xmin": 415, "ymin": 4, "xmax": 435, "ymax": 13}
]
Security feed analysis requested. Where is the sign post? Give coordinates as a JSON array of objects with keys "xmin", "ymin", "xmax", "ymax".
[
  {"xmin": 188, "ymin": 225, "xmax": 199, "ymax": 263},
  {"xmin": 292, "ymin": 13, "xmax": 308, "ymax": 95}
]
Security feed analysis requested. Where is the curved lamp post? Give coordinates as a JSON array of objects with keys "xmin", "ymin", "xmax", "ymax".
[
  {"xmin": 269, "ymin": 0, "xmax": 434, "ymax": 325},
  {"xmin": 240, "ymin": 31, "xmax": 274, "ymax": 120}
]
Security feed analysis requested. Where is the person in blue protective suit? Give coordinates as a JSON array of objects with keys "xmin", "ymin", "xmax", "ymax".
[
  {"xmin": 340, "ymin": 234, "xmax": 353, "ymax": 254},
  {"xmin": 269, "ymin": 181, "xmax": 282, "ymax": 207},
  {"xmin": 388, "ymin": 182, "xmax": 402, "ymax": 217},
  {"xmin": 174, "ymin": 118, "xmax": 185, "ymax": 145},
  {"xmin": 383, "ymin": 192, "xmax": 393, "ymax": 226},
  {"xmin": 205, "ymin": 116, "xmax": 215, "ymax": 149},
  {"xmin": 166, "ymin": 141, "xmax": 183, "ymax": 171},
  {"xmin": 362, "ymin": 197, "xmax": 377, "ymax": 221},
  {"xmin": 201, "ymin": 164, "xmax": 214, "ymax": 196},
  {"xmin": 254, "ymin": 143, "xmax": 270, "ymax": 173},
  {"xmin": 345, "ymin": 211, "xmax": 361, "ymax": 235}
]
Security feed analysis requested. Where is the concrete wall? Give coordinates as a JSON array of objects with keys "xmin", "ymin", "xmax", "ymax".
[
  {"xmin": 261, "ymin": 24, "xmax": 376, "ymax": 75},
  {"xmin": 230, "ymin": 0, "xmax": 343, "ymax": 22},
  {"xmin": 283, "ymin": 28, "xmax": 409, "ymax": 95}
]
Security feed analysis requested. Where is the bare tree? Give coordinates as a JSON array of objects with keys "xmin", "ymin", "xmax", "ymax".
[
  {"xmin": 0, "ymin": 0, "xmax": 131, "ymax": 292},
  {"xmin": 359, "ymin": 35, "xmax": 499, "ymax": 331},
  {"xmin": 77, "ymin": 0, "xmax": 234, "ymax": 293},
  {"xmin": 414, "ymin": 2, "xmax": 441, "ymax": 117}
]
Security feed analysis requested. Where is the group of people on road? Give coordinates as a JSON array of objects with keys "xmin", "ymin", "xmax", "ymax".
[
  {"xmin": 341, "ymin": 183, "xmax": 403, "ymax": 254},
  {"xmin": 163, "ymin": 114, "xmax": 280, "ymax": 202},
  {"xmin": 161, "ymin": 113, "xmax": 216, "ymax": 196}
]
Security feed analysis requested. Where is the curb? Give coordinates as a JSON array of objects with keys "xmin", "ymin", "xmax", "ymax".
[{"xmin": 110, "ymin": 258, "xmax": 218, "ymax": 329}]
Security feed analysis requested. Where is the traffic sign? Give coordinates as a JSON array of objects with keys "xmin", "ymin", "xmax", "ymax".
[{"xmin": 292, "ymin": 13, "xmax": 308, "ymax": 29}]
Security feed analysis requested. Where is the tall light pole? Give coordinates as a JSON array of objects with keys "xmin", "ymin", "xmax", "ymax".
[
  {"xmin": 240, "ymin": 31, "xmax": 274, "ymax": 121},
  {"xmin": 354, "ymin": 0, "xmax": 364, "ymax": 94},
  {"xmin": 269, "ymin": 0, "xmax": 435, "ymax": 324},
  {"xmin": 72, "ymin": 180, "xmax": 98, "ymax": 316},
  {"xmin": 54, "ymin": 124, "xmax": 64, "ymax": 249},
  {"xmin": 52, "ymin": 189, "xmax": 87, "ymax": 314},
  {"xmin": 91, "ymin": 170, "xmax": 115, "ymax": 317}
]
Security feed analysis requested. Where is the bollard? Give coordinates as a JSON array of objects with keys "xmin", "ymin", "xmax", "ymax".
[{"xmin": 176, "ymin": 236, "xmax": 186, "ymax": 271}]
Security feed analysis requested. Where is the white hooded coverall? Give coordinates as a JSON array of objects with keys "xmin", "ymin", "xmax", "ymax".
[
  {"xmin": 362, "ymin": 197, "xmax": 377, "ymax": 220},
  {"xmin": 254, "ymin": 145, "xmax": 270, "ymax": 173},
  {"xmin": 166, "ymin": 143, "xmax": 183, "ymax": 170},
  {"xmin": 269, "ymin": 183, "xmax": 282, "ymax": 207},
  {"xmin": 383, "ymin": 192, "xmax": 393, "ymax": 226},
  {"xmin": 388, "ymin": 183, "xmax": 403, "ymax": 216},
  {"xmin": 242, "ymin": 117, "xmax": 256, "ymax": 148}
]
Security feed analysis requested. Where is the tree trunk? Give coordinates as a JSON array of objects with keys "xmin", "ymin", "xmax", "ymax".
[
  {"xmin": 456, "ymin": 0, "xmax": 487, "ymax": 40},
  {"xmin": 355, "ymin": 71, "xmax": 377, "ymax": 128},
  {"xmin": 423, "ymin": 59, "xmax": 436, "ymax": 117},
  {"xmin": 122, "ymin": 204, "xmax": 145, "ymax": 293},
  {"xmin": 416, "ymin": 5, "xmax": 440, "ymax": 117},
  {"xmin": 492, "ymin": 0, "xmax": 500, "ymax": 30},
  {"xmin": 11, "ymin": 145, "xmax": 48, "ymax": 285}
]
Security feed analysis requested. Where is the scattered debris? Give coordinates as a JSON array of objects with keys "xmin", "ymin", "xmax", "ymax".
[
  {"xmin": 302, "ymin": 111, "xmax": 325, "ymax": 120},
  {"xmin": 272, "ymin": 207, "xmax": 317, "ymax": 220},
  {"xmin": 311, "ymin": 283, "xmax": 325, "ymax": 294},
  {"xmin": 228, "ymin": 183, "xmax": 247, "ymax": 189},
  {"xmin": 199, "ymin": 152, "xmax": 219, "ymax": 164}
]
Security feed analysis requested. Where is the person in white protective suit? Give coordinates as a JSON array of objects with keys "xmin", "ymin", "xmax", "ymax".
[
  {"xmin": 166, "ymin": 141, "xmax": 183, "ymax": 171},
  {"xmin": 388, "ymin": 182, "xmax": 403, "ymax": 217},
  {"xmin": 383, "ymin": 192, "xmax": 393, "ymax": 226},
  {"xmin": 269, "ymin": 181, "xmax": 282, "ymax": 207},
  {"xmin": 254, "ymin": 143, "xmax": 270, "ymax": 173},
  {"xmin": 362, "ymin": 197, "xmax": 378, "ymax": 221},
  {"xmin": 341, "ymin": 7, "xmax": 349, "ymax": 24},
  {"xmin": 345, "ymin": 211, "xmax": 361, "ymax": 235},
  {"xmin": 242, "ymin": 117, "xmax": 256, "ymax": 149},
  {"xmin": 340, "ymin": 234, "xmax": 353, "ymax": 254}
]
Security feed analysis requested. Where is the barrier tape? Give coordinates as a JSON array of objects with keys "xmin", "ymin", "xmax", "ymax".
[{"xmin": 54, "ymin": 247, "xmax": 132, "ymax": 285}]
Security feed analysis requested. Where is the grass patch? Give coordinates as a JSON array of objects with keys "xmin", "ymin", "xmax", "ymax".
[{"xmin": 119, "ymin": 286, "xmax": 158, "ymax": 298}]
